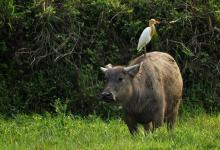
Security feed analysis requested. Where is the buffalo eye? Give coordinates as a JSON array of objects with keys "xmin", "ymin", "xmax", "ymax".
[{"xmin": 118, "ymin": 77, "xmax": 123, "ymax": 82}]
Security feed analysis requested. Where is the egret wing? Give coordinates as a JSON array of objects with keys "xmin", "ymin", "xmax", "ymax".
[{"xmin": 137, "ymin": 27, "xmax": 151, "ymax": 51}]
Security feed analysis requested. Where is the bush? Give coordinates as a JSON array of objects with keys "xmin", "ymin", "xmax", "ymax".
[{"xmin": 0, "ymin": 0, "xmax": 219, "ymax": 116}]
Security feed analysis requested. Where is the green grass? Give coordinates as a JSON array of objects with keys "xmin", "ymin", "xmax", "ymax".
[{"xmin": 0, "ymin": 113, "xmax": 219, "ymax": 149}]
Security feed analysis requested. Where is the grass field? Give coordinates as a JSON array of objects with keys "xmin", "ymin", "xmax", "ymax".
[{"xmin": 0, "ymin": 113, "xmax": 219, "ymax": 149}]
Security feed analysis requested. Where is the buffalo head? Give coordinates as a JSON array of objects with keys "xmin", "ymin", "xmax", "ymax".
[{"xmin": 100, "ymin": 63, "xmax": 141, "ymax": 103}]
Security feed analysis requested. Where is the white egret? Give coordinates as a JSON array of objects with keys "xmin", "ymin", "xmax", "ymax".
[{"xmin": 137, "ymin": 19, "xmax": 160, "ymax": 55}]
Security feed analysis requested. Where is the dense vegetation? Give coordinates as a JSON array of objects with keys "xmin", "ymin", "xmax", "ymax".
[
  {"xmin": 0, "ymin": 0, "xmax": 220, "ymax": 116},
  {"xmin": 0, "ymin": 112, "xmax": 219, "ymax": 149}
]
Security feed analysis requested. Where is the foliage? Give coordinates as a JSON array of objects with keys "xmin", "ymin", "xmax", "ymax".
[
  {"xmin": 0, "ymin": 113, "xmax": 219, "ymax": 149},
  {"xmin": 0, "ymin": 0, "xmax": 219, "ymax": 115}
]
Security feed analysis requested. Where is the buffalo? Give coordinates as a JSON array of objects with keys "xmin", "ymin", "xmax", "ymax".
[{"xmin": 100, "ymin": 52, "xmax": 183, "ymax": 134}]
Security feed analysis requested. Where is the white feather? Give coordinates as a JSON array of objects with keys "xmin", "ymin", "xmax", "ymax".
[{"xmin": 137, "ymin": 27, "xmax": 152, "ymax": 51}]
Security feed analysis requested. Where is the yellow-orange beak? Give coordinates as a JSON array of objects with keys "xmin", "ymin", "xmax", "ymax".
[{"xmin": 155, "ymin": 20, "xmax": 160, "ymax": 24}]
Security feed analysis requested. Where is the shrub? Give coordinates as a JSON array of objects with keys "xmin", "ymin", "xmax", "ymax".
[{"xmin": 0, "ymin": 0, "xmax": 219, "ymax": 115}]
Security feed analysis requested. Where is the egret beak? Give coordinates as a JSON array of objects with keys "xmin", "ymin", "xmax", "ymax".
[{"xmin": 155, "ymin": 20, "xmax": 160, "ymax": 24}]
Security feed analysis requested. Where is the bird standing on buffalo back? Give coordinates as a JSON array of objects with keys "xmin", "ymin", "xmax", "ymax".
[{"xmin": 137, "ymin": 19, "xmax": 160, "ymax": 55}]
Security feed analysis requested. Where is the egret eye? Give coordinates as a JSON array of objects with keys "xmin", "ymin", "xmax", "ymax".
[{"xmin": 118, "ymin": 77, "xmax": 123, "ymax": 82}]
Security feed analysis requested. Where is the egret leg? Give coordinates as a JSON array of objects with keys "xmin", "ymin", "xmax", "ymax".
[{"xmin": 144, "ymin": 45, "xmax": 147, "ymax": 57}]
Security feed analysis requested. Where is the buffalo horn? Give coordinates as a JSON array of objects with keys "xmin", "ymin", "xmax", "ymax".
[{"xmin": 100, "ymin": 67, "xmax": 108, "ymax": 72}]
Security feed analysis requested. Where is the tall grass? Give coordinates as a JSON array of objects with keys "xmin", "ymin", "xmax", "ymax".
[
  {"xmin": 0, "ymin": 0, "xmax": 219, "ymax": 114},
  {"xmin": 0, "ymin": 113, "xmax": 219, "ymax": 149}
]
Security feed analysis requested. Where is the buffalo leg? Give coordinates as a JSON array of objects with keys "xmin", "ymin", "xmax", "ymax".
[
  {"xmin": 167, "ymin": 112, "xmax": 177, "ymax": 131},
  {"xmin": 153, "ymin": 118, "xmax": 163, "ymax": 130},
  {"xmin": 153, "ymin": 109, "xmax": 164, "ymax": 130},
  {"xmin": 124, "ymin": 115, "xmax": 137, "ymax": 135},
  {"xmin": 143, "ymin": 122, "xmax": 153, "ymax": 133},
  {"xmin": 167, "ymin": 100, "xmax": 181, "ymax": 131}
]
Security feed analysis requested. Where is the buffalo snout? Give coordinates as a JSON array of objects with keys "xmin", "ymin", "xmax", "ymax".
[{"xmin": 101, "ymin": 91, "xmax": 115, "ymax": 102}]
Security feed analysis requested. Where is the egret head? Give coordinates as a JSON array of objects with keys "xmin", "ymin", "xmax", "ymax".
[{"xmin": 149, "ymin": 19, "xmax": 160, "ymax": 26}]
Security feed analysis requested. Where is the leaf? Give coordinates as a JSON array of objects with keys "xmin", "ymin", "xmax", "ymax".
[{"xmin": 182, "ymin": 48, "xmax": 194, "ymax": 57}]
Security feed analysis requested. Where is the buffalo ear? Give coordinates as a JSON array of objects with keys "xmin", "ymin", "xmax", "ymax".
[{"xmin": 124, "ymin": 63, "xmax": 141, "ymax": 77}]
